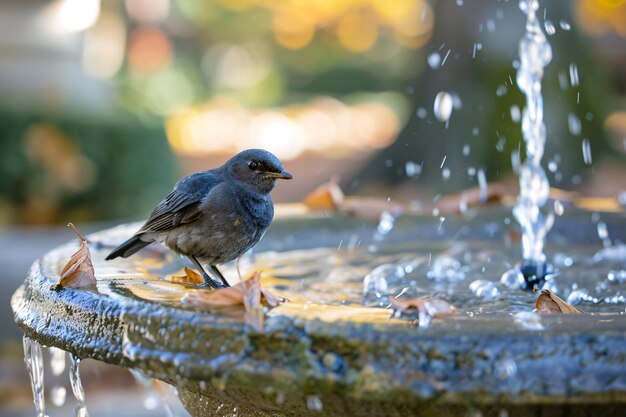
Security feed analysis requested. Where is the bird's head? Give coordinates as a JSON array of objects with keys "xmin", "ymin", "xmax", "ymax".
[{"xmin": 225, "ymin": 149, "xmax": 292, "ymax": 194}]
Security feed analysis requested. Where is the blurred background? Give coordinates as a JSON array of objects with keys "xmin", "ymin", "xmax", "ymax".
[{"xmin": 1, "ymin": 0, "xmax": 625, "ymax": 415}]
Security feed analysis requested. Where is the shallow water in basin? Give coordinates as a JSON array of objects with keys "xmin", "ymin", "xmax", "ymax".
[{"xmin": 45, "ymin": 218, "xmax": 626, "ymax": 321}]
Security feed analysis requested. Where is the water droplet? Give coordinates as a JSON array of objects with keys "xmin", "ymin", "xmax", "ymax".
[
  {"xmin": 500, "ymin": 269, "xmax": 525, "ymax": 289},
  {"xmin": 416, "ymin": 107, "xmax": 428, "ymax": 119},
  {"xmin": 75, "ymin": 404, "xmax": 89, "ymax": 417},
  {"xmin": 51, "ymin": 386, "xmax": 67, "ymax": 407},
  {"xmin": 568, "ymin": 113, "xmax": 581, "ymax": 136},
  {"xmin": 567, "ymin": 289, "xmax": 588, "ymax": 305},
  {"xmin": 495, "ymin": 137, "xmax": 506, "ymax": 152},
  {"xmin": 441, "ymin": 49, "xmax": 451, "ymax": 66},
  {"xmin": 442, "ymin": 168, "xmax": 451, "ymax": 180},
  {"xmin": 427, "ymin": 52, "xmax": 441, "ymax": 69},
  {"xmin": 554, "ymin": 200, "xmax": 564, "ymax": 216},
  {"xmin": 548, "ymin": 160, "xmax": 557, "ymax": 172},
  {"xmin": 144, "ymin": 393, "xmax": 160, "ymax": 410},
  {"xmin": 427, "ymin": 256, "xmax": 465, "ymax": 282},
  {"xmin": 306, "ymin": 395, "xmax": 323, "ymax": 412},
  {"xmin": 541, "ymin": 277, "xmax": 559, "ymax": 293},
  {"xmin": 472, "ymin": 127, "xmax": 480, "ymax": 136},
  {"xmin": 510, "ymin": 105, "xmax": 521, "ymax": 122},
  {"xmin": 544, "ymin": 20, "xmax": 556, "ymax": 35},
  {"xmin": 434, "ymin": 91, "xmax": 454, "ymax": 122},
  {"xmin": 559, "ymin": 20, "xmax": 571, "ymax": 31},
  {"xmin": 459, "ymin": 199, "xmax": 468, "ymax": 213},
  {"xmin": 49, "ymin": 347, "xmax": 66, "ymax": 376},
  {"xmin": 363, "ymin": 264, "xmax": 398, "ymax": 304},
  {"xmin": 582, "ymin": 138, "xmax": 592, "ymax": 165},
  {"xmin": 463, "ymin": 144, "xmax": 471, "ymax": 156},
  {"xmin": 405, "ymin": 161, "xmax": 422, "ymax": 177},
  {"xmin": 469, "ymin": 280, "xmax": 500, "ymax": 301},
  {"xmin": 377, "ymin": 211, "xmax": 395, "ymax": 236},
  {"xmin": 69, "ymin": 354, "xmax": 85, "ymax": 403},
  {"xmin": 477, "ymin": 169, "xmax": 487, "ymax": 202},
  {"xmin": 496, "ymin": 85, "xmax": 508, "ymax": 96},
  {"xmin": 569, "ymin": 63, "xmax": 579, "ymax": 87},
  {"xmin": 607, "ymin": 270, "xmax": 626, "ymax": 284}
]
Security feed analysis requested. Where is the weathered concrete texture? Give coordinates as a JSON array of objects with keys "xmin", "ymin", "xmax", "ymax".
[{"xmin": 11, "ymin": 209, "xmax": 626, "ymax": 416}]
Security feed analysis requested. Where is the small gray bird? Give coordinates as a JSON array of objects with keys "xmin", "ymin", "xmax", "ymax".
[{"xmin": 106, "ymin": 149, "xmax": 292, "ymax": 289}]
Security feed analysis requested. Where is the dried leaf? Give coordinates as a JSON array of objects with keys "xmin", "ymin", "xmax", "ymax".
[
  {"xmin": 183, "ymin": 272, "xmax": 286, "ymax": 330},
  {"xmin": 171, "ymin": 267, "xmax": 205, "ymax": 285},
  {"xmin": 243, "ymin": 274, "xmax": 264, "ymax": 332},
  {"xmin": 52, "ymin": 223, "xmax": 96, "ymax": 291},
  {"xmin": 535, "ymin": 289, "xmax": 583, "ymax": 314},
  {"xmin": 304, "ymin": 180, "xmax": 344, "ymax": 210},
  {"xmin": 389, "ymin": 296, "xmax": 456, "ymax": 319},
  {"xmin": 303, "ymin": 180, "xmax": 405, "ymax": 221}
]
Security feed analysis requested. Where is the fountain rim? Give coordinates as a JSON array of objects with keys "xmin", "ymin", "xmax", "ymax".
[{"xmin": 11, "ymin": 206, "xmax": 626, "ymax": 405}]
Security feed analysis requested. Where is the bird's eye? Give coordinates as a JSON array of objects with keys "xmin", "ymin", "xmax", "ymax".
[{"xmin": 248, "ymin": 161, "xmax": 259, "ymax": 170}]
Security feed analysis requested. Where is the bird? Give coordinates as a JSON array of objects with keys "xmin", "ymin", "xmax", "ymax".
[{"xmin": 105, "ymin": 149, "xmax": 292, "ymax": 289}]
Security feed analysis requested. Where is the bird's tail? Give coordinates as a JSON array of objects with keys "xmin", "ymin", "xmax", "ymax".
[{"xmin": 105, "ymin": 235, "xmax": 151, "ymax": 260}]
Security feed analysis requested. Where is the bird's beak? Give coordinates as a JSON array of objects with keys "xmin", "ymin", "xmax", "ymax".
[{"xmin": 266, "ymin": 170, "xmax": 293, "ymax": 180}]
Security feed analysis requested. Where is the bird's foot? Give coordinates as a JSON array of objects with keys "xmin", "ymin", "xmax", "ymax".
[{"xmin": 198, "ymin": 273, "xmax": 227, "ymax": 289}]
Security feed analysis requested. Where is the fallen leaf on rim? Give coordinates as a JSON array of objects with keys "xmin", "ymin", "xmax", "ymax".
[
  {"xmin": 534, "ymin": 289, "xmax": 583, "ymax": 314},
  {"xmin": 303, "ymin": 180, "xmax": 405, "ymax": 221},
  {"xmin": 304, "ymin": 180, "xmax": 344, "ymax": 210},
  {"xmin": 242, "ymin": 273, "xmax": 264, "ymax": 332},
  {"xmin": 182, "ymin": 272, "xmax": 286, "ymax": 331},
  {"xmin": 52, "ymin": 223, "xmax": 96, "ymax": 291},
  {"xmin": 389, "ymin": 296, "xmax": 456, "ymax": 319},
  {"xmin": 171, "ymin": 267, "xmax": 205, "ymax": 285}
]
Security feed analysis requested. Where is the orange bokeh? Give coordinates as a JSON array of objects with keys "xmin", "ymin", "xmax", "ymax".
[{"xmin": 128, "ymin": 26, "xmax": 173, "ymax": 73}]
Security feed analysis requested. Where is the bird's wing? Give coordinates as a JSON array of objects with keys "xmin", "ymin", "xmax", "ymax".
[{"xmin": 137, "ymin": 170, "xmax": 223, "ymax": 234}]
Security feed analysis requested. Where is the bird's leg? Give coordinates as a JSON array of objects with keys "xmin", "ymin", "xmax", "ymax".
[
  {"xmin": 188, "ymin": 256, "xmax": 226, "ymax": 289},
  {"xmin": 210, "ymin": 265, "xmax": 231, "ymax": 287}
]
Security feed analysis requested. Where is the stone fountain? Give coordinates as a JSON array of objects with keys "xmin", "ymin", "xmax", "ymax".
[
  {"xmin": 11, "ymin": 1, "xmax": 626, "ymax": 416},
  {"xmin": 11, "ymin": 206, "xmax": 626, "ymax": 417}
]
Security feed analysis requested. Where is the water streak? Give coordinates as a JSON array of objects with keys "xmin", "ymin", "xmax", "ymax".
[
  {"xmin": 23, "ymin": 336, "xmax": 48, "ymax": 417},
  {"xmin": 50, "ymin": 347, "xmax": 66, "ymax": 376},
  {"xmin": 69, "ymin": 354, "xmax": 86, "ymax": 403},
  {"xmin": 513, "ymin": 0, "xmax": 554, "ymax": 273}
]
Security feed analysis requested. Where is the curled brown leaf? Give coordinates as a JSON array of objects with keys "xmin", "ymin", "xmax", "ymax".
[
  {"xmin": 182, "ymin": 272, "xmax": 286, "ymax": 331},
  {"xmin": 304, "ymin": 180, "xmax": 344, "ymax": 210},
  {"xmin": 534, "ymin": 289, "xmax": 583, "ymax": 314},
  {"xmin": 171, "ymin": 267, "xmax": 205, "ymax": 285},
  {"xmin": 303, "ymin": 180, "xmax": 405, "ymax": 221},
  {"xmin": 52, "ymin": 223, "xmax": 96, "ymax": 291}
]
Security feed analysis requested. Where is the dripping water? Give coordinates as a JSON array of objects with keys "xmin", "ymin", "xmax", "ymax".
[{"xmin": 23, "ymin": 336, "xmax": 48, "ymax": 417}]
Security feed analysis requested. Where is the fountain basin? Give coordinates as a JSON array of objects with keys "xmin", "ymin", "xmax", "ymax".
[{"xmin": 11, "ymin": 206, "xmax": 626, "ymax": 416}]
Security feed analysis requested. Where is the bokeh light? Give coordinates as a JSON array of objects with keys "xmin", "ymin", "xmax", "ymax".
[
  {"xmin": 576, "ymin": 0, "xmax": 626, "ymax": 37},
  {"xmin": 166, "ymin": 96, "xmax": 402, "ymax": 161},
  {"xmin": 128, "ymin": 26, "xmax": 173, "ymax": 73}
]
